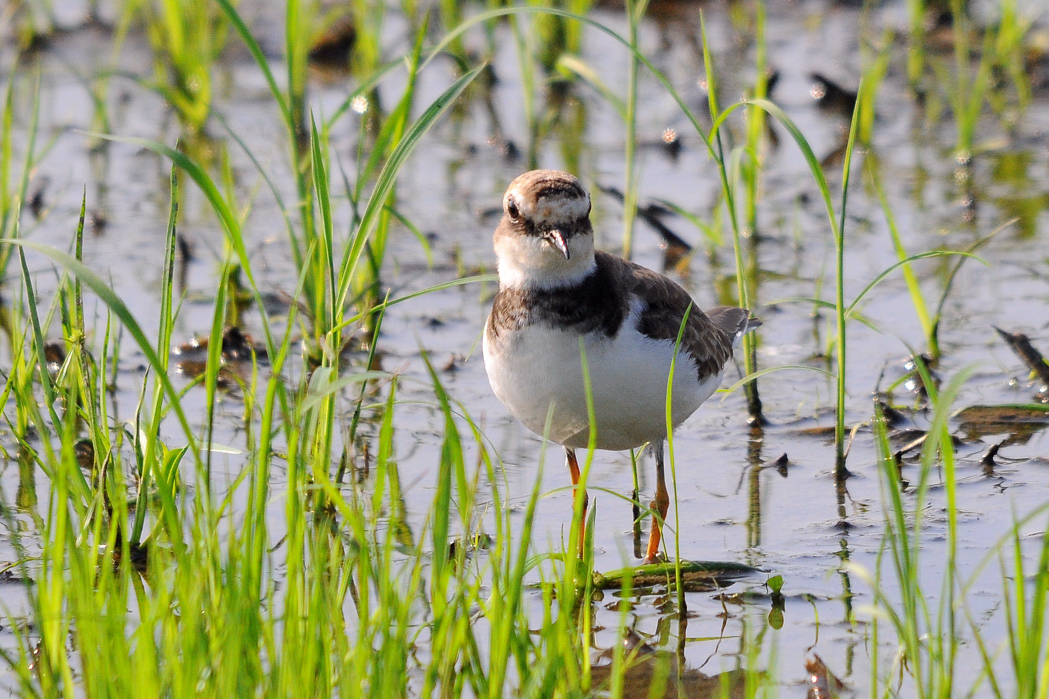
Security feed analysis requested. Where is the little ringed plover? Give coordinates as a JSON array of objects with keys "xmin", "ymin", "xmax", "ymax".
[{"xmin": 483, "ymin": 169, "xmax": 758, "ymax": 563}]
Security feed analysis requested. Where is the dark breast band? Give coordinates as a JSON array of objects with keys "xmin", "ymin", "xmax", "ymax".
[
  {"xmin": 487, "ymin": 252, "xmax": 739, "ymax": 384},
  {"xmin": 487, "ymin": 257, "xmax": 629, "ymax": 339}
]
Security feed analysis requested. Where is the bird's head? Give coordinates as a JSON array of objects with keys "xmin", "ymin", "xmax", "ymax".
[{"xmin": 493, "ymin": 170, "xmax": 596, "ymax": 289}]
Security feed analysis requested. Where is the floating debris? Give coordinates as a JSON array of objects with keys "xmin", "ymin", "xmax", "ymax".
[
  {"xmin": 447, "ymin": 532, "xmax": 493, "ymax": 560},
  {"xmin": 805, "ymin": 654, "xmax": 847, "ymax": 699},
  {"xmin": 597, "ymin": 183, "xmax": 693, "ymax": 259},
  {"xmin": 890, "ymin": 428, "xmax": 930, "ymax": 455},
  {"xmin": 440, "ymin": 353, "xmax": 464, "ymax": 373},
  {"xmin": 875, "ymin": 399, "xmax": 910, "ymax": 427},
  {"xmin": 892, "ymin": 427, "xmax": 964, "ymax": 455},
  {"xmin": 177, "ymin": 234, "xmax": 194, "ymax": 263},
  {"xmin": 903, "ymin": 353, "xmax": 942, "ymax": 399},
  {"xmin": 771, "ymin": 452, "xmax": 790, "ymax": 477},
  {"xmin": 994, "ymin": 326, "xmax": 1049, "ymax": 388},
  {"xmin": 593, "ymin": 560, "xmax": 759, "ymax": 591},
  {"xmin": 766, "ymin": 68, "xmax": 780, "ymax": 98},
  {"xmin": 794, "ymin": 425, "xmax": 838, "ymax": 438},
  {"xmin": 956, "ymin": 404, "xmax": 1049, "ymax": 440},
  {"xmin": 75, "ymin": 439, "xmax": 94, "ymax": 472},
  {"xmin": 174, "ymin": 326, "xmax": 268, "ymax": 383},
  {"xmin": 101, "ymin": 540, "xmax": 151, "ymax": 572},
  {"xmin": 0, "ymin": 569, "xmax": 33, "ymax": 585},
  {"xmin": 308, "ymin": 16, "xmax": 356, "ymax": 68},
  {"xmin": 43, "ymin": 341, "xmax": 66, "ymax": 374},
  {"xmin": 89, "ymin": 210, "xmax": 107, "ymax": 234},
  {"xmin": 981, "ymin": 440, "xmax": 1006, "ymax": 472},
  {"xmin": 28, "ymin": 177, "xmax": 49, "ymax": 219},
  {"xmin": 809, "ymin": 73, "xmax": 858, "ymax": 117}
]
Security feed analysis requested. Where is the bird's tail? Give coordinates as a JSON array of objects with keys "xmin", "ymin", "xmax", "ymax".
[{"xmin": 707, "ymin": 306, "xmax": 761, "ymax": 348}]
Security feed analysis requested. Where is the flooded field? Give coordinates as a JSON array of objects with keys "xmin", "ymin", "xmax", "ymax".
[{"xmin": 2, "ymin": 0, "xmax": 1048, "ymax": 695}]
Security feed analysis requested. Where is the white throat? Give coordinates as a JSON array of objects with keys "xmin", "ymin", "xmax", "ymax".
[{"xmin": 495, "ymin": 233, "xmax": 596, "ymax": 290}]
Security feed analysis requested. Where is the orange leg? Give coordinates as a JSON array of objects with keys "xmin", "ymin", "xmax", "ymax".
[
  {"xmin": 644, "ymin": 439, "xmax": 669, "ymax": 564},
  {"xmin": 566, "ymin": 448, "xmax": 589, "ymax": 558}
]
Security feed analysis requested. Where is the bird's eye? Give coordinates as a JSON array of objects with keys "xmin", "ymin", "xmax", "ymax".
[{"xmin": 506, "ymin": 196, "xmax": 520, "ymax": 222}]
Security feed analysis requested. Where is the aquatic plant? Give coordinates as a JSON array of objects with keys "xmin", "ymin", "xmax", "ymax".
[
  {"xmin": 0, "ymin": 63, "xmax": 42, "ymax": 288},
  {"xmin": 866, "ymin": 363, "xmax": 970, "ymax": 695},
  {"xmin": 6, "ymin": 0, "xmax": 56, "ymax": 53},
  {"xmin": 0, "ymin": 172, "xmax": 598, "ymax": 696},
  {"xmin": 618, "ymin": 0, "xmax": 647, "ymax": 260},
  {"xmin": 130, "ymin": 0, "xmax": 234, "ymax": 132},
  {"xmin": 861, "ymin": 363, "xmax": 1049, "ymax": 695}
]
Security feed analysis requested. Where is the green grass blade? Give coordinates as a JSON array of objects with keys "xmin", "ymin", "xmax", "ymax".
[
  {"xmin": 335, "ymin": 65, "xmax": 483, "ymax": 308},
  {"xmin": 1, "ymin": 240, "xmax": 202, "ymax": 464}
]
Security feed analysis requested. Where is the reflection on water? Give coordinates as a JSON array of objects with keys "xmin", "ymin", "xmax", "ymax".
[
  {"xmin": 591, "ymin": 610, "xmax": 751, "ymax": 698},
  {"xmin": 593, "ymin": 653, "xmax": 752, "ymax": 699}
]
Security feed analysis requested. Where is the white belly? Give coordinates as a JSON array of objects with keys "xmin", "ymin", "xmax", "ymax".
[{"xmin": 483, "ymin": 310, "xmax": 722, "ymax": 451}]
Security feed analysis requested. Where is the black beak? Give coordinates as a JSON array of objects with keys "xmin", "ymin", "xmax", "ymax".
[{"xmin": 543, "ymin": 229, "xmax": 571, "ymax": 260}]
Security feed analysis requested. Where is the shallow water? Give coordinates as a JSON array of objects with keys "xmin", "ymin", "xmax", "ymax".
[{"xmin": 2, "ymin": 0, "xmax": 1049, "ymax": 694}]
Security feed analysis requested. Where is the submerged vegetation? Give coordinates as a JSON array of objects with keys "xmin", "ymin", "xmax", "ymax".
[{"xmin": 1, "ymin": 0, "xmax": 1048, "ymax": 695}]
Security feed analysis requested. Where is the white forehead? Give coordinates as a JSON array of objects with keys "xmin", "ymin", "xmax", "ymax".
[{"xmin": 506, "ymin": 186, "xmax": 590, "ymax": 224}]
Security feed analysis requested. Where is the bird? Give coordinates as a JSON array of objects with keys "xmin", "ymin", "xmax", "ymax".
[{"xmin": 482, "ymin": 169, "xmax": 758, "ymax": 564}]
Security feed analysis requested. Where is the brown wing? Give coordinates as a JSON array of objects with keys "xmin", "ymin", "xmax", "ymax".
[{"xmin": 596, "ymin": 251, "xmax": 737, "ymax": 382}]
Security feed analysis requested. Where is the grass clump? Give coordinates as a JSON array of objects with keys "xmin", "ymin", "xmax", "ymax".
[
  {"xmin": 860, "ymin": 363, "xmax": 1049, "ymax": 696},
  {"xmin": 0, "ymin": 178, "xmax": 599, "ymax": 695},
  {"xmin": 130, "ymin": 0, "xmax": 235, "ymax": 132},
  {"xmin": 0, "ymin": 8, "xmax": 604, "ymax": 696}
]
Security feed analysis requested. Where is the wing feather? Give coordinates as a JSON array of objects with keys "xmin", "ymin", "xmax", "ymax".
[{"xmin": 596, "ymin": 251, "xmax": 739, "ymax": 382}]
